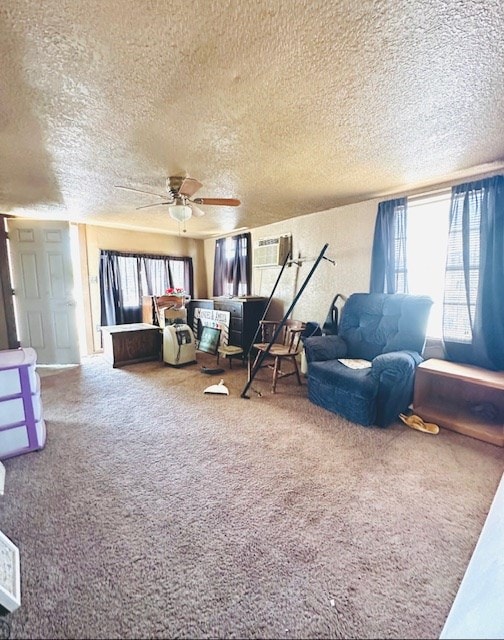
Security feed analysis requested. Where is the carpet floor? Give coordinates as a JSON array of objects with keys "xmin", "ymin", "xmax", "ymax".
[{"xmin": 1, "ymin": 353, "xmax": 503, "ymax": 639}]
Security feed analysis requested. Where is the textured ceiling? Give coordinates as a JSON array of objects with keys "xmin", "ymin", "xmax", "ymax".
[{"xmin": 1, "ymin": 0, "xmax": 504, "ymax": 239}]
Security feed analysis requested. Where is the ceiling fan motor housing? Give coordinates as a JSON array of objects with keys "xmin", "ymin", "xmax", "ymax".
[{"xmin": 166, "ymin": 176, "xmax": 185, "ymax": 199}]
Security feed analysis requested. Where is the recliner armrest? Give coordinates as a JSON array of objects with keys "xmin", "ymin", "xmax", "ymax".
[
  {"xmin": 370, "ymin": 350, "xmax": 423, "ymax": 378},
  {"xmin": 370, "ymin": 350, "xmax": 424, "ymax": 427},
  {"xmin": 302, "ymin": 335, "xmax": 348, "ymax": 362}
]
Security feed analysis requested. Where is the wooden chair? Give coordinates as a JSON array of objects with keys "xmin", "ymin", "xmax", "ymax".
[{"xmin": 251, "ymin": 319, "xmax": 306, "ymax": 393}]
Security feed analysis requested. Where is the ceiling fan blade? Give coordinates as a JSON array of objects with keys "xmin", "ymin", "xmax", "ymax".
[
  {"xmin": 190, "ymin": 204, "xmax": 206, "ymax": 218},
  {"xmin": 115, "ymin": 185, "xmax": 168, "ymax": 199},
  {"xmin": 179, "ymin": 177, "xmax": 203, "ymax": 197},
  {"xmin": 135, "ymin": 202, "xmax": 171, "ymax": 210},
  {"xmin": 192, "ymin": 198, "xmax": 240, "ymax": 206}
]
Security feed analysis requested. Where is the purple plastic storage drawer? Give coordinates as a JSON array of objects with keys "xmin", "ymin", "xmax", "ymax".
[{"xmin": 0, "ymin": 348, "xmax": 46, "ymax": 460}]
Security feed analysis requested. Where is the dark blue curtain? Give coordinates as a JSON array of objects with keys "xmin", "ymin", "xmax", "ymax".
[
  {"xmin": 443, "ymin": 175, "xmax": 504, "ymax": 370},
  {"xmin": 99, "ymin": 251, "xmax": 141, "ymax": 325},
  {"xmin": 213, "ymin": 233, "xmax": 251, "ymax": 296},
  {"xmin": 369, "ymin": 198, "xmax": 408, "ymax": 293},
  {"xmin": 213, "ymin": 237, "xmax": 226, "ymax": 296}
]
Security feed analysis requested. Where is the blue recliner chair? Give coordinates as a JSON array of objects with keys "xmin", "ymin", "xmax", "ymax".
[{"xmin": 302, "ymin": 293, "xmax": 433, "ymax": 427}]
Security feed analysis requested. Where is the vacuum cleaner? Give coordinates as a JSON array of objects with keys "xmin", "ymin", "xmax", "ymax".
[{"xmin": 162, "ymin": 324, "xmax": 196, "ymax": 367}]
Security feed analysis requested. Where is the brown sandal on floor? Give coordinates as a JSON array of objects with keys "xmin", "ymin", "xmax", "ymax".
[{"xmin": 399, "ymin": 413, "xmax": 440, "ymax": 435}]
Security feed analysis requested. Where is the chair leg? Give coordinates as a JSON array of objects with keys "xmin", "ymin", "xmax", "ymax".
[
  {"xmin": 272, "ymin": 356, "xmax": 280, "ymax": 393},
  {"xmin": 292, "ymin": 356, "xmax": 302, "ymax": 385}
]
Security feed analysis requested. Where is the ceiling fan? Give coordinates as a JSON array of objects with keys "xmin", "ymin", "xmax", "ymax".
[{"xmin": 115, "ymin": 176, "xmax": 240, "ymax": 225}]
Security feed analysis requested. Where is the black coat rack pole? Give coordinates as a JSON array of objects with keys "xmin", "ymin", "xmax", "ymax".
[
  {"xmin": 244, "ymin": 250, "xmax": 291, "ymax": 363},
  {"xmin": 241, "ymin": 243, "xmax": 329, "ymax": 399}
]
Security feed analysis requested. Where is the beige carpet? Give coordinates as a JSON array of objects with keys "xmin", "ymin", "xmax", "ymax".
[{"xmin": 1, "ymin": 353, "xmax": 503, "ymax": 639}]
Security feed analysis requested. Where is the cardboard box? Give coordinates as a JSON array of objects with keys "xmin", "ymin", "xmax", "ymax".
[{"xmin": 160, "ymin": 307, "xmax": 187, "ymax": 327}]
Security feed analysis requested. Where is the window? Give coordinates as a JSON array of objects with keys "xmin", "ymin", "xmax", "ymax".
[
  {"xmin": 117, "ymin": 255, "xmax": 189, "ymax": 309},
  {"xmin": 118, "ymin": 255, "xmax": 141, "ymax": 308},
  {"xmin": 168, "ymin": 259, "xmax": 186, "ymax": 291},
  {"xmin": 213, "ymin": 233, "xmax": 251, "ymax": 297},
  {"xmin": 222, "ymin": 236, "xmax": 247, "ymax": 296},
  {"xmin": 442, "ymin": 189, "xmax": 482, "ymax": 343},
  {"xmin": 406, "ymin": 191, "xmax": 450, "ymax": 338},
  {"xmin": 99, "ymin": 250, "xmax": 194, "ymax": 327},
  {"xmin": 373, "ymin": 175, "xmax": 504, "ymax": 369}
]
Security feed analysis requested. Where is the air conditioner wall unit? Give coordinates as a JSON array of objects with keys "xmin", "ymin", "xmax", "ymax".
[{"xmin": 253, "ymin": 234, "xmax": 292, "ymax": 268}]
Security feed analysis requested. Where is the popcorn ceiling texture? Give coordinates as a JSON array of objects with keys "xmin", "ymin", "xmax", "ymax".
[{"xmin": 1, "ymin": 0, "xmax": 504, "ymax": 238}]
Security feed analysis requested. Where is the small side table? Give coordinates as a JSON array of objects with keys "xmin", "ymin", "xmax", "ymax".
[{"xmin": 216, "ymin": 345, "xmax": 244, "ymax": 368}]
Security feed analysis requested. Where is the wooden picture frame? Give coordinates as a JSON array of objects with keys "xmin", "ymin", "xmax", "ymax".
[{"xmin": 0, "ymin": 529, "xmax": 21, "ymax": 613}]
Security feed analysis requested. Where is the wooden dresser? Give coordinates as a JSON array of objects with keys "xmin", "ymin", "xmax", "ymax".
[
  {"xmin": 213, "ymin": 297, "xmax": 268, "ymax": 355},
  {"xmin": 186, "ymin": 297, "xmax": 268, "ymax": 355}
]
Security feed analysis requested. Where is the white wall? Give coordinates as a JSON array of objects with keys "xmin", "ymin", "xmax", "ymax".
[{"xmin": 204, "ymin": 198, "xmax": 378, "ymax": 325}]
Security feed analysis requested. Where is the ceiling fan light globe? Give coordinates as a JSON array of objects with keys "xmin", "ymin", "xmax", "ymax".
[{"xmin": 168, "ymin": 204, "xmax": 192, "ymax": 222}]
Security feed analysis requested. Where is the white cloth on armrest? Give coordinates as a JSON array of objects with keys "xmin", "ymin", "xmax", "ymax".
[{"xmin": 337, "ymin": 358, "xmax": 372, "ymax": 369}]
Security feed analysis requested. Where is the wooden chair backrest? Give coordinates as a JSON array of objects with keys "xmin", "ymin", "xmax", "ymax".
[{"xmin": 258, "ymin": 319, "xmax": 305, "ymax": 353}]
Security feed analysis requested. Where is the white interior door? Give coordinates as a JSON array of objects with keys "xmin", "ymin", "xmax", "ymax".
[{"xmin": 7, "ymin": 219, "xmax": 80, "ymax": 364}]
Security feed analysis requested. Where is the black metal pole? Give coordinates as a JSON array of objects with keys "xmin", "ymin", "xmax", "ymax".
[
  {"xmin": 240, "ymin": 243, "xmax": 329, "ymax": 399},
  {"xmin": 244, "ymin": 250, "xmax": 291, "ymax": 362}
]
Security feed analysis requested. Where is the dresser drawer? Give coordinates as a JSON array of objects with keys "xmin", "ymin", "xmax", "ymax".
[
  {"xmin": 229, "ymin": 316, "xmax": 243, "ymax": 332},
  {"xmin": 0, "ymin": 367, "xmax": 37, "ymax": 398},
  {"xmin": 0, "ymin": 393, "xmax": 42, "ymax": 428},
  {"xmin": 0, "ymin": 418, "xmax": 46, "ymax": 459},
  {"xmin": 214, "ymin": 300, "xmax": 243, "ymax": 317}
]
